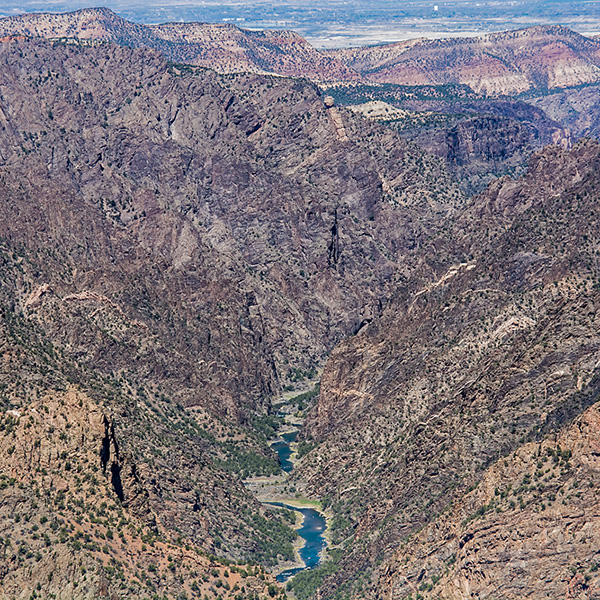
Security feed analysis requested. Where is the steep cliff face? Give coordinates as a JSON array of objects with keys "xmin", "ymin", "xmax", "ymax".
[
  {"xmin": 379, "ymin": 401, "xmax": 600, "ymax": 599},
  {"xmin": 396, "ymin": 101, "xmax": 568, "ymax": 195},
  {"xmin": 296, "ymin": 139, "xmax": 600, "ymax": 598},
  {"xmin": 531, "ymin": 83, "xmax": 600, "ymax": 140},
  {"xmin": 0, "ymin": 37, "xmax": 461, "ymax": 408},
  {"xmin": 329, "ymin": 84, "xmax": 572, "ymax": 196}
]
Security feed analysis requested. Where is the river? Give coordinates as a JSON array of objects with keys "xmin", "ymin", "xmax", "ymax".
[
  {"xmin": 270, "ymin": 430, "xmax": 298, "ymax": 473},
  {"xmin": 269, "ymin": 430, "xmax": 328, "ymax": 583}
]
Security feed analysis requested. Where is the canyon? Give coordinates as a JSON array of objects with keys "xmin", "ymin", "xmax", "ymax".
[
  {"xmin": 0, "ymin": 34, "xmax": 458, "ymax": 598},
  {"xmin": 0, "ymin": 8, "xmax": 600, "ymax": 600}
]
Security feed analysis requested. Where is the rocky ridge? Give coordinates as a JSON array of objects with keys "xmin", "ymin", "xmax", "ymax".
[
  {"xmin": 404, "ymin": 101, "xmax": 570, "ymax": 195},
  {"xmin": 5, "ymin": 10, "xmax": 600, "ymax": 98},
  {"xmin": 0, "ymin": 7, "xmax": 359, "ymax": 81},
  {"xmin": 5, "ymin": 8, "xmax": 600, "ymax": 198}
]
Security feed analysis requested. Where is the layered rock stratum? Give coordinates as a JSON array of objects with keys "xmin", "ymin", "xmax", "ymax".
[
  {"xmin": 0, "ymin": 7, "xmax": 359, "ymax": 81},
  {"xmin": 331, "ymin": 25, "xmax": 600, "ymax": 96}
]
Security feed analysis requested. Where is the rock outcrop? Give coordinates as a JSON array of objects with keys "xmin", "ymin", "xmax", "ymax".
[
  {"xmin": 380, "ymin": 401, "xmax": 600, "ymax": 599},
  {"xmin": 406, "ymin": 102, "xmax": 569, "ymax": 195},
  {"xmin": 0, "ymin": 390, "xmax": 282, "ymax": 599},
  {"xmin": 329, "ymin": 86, "xmax": 572, "ymax": 195},
  {"xmin": 0, "ymin": 36, "xmax": 461, "ymax": 408},
  {"xmin": 531, "ymin": 83, "xmax": 600, "ymax": 140}
]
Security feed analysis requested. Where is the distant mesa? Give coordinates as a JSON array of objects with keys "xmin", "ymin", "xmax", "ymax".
[
  {"xmin": 0, "ymin": 7, "xmax": 360, "ymax": 83},
  {"xmin": 329, "ymin": 24, "xmax": 600, "ymax": 95},
  {"xmin": 1, "ymin": 9, "xmax": 600, "ymax": 94}
]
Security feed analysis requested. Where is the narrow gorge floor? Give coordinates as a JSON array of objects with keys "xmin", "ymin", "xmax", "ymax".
[{"xmin": 244, "ymin": 395, "xmax": 329, "ymax": 583}]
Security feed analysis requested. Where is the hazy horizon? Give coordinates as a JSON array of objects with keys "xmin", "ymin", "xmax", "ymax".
[{"xmin": 0, "ymin": 0, "xmax": 598, "ymax": 47}]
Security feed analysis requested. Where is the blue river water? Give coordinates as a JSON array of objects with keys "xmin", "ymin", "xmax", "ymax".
[
  {"xmin": 269, "ymin": 429, "xmax": 327, "ymax": 582},
  {"xmin": 270, "ymin": 430, "xmax": 298, "ymax": 473},
  {"xmin": 267, "ymin": 502, "xmax": 327, "ymax": 582}
]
